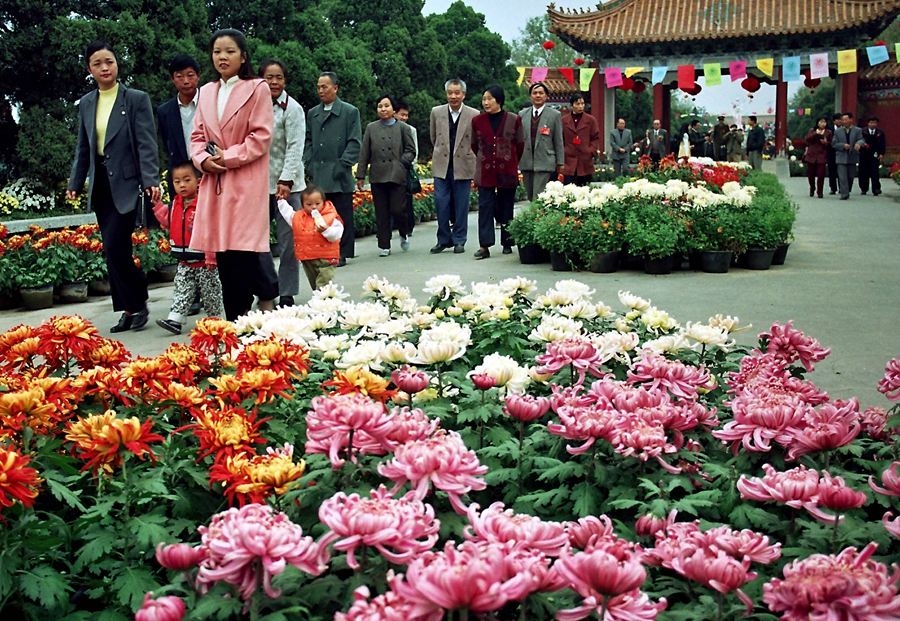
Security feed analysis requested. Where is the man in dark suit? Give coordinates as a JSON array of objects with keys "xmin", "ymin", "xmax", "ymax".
[
  {"xmin": 859, "ymin": 116, "xmax": 886, "ymax": 196},
  {"xmin": 304, "ymin": 72, "xmax": 362, "ymax": 266},
  {"xmin": 642, "ymin": 119, "xmax": 668, "ymax": 170},
  {"xmin": 827, "ymin": 113, "xmax": 842, "ymax": 195},
  {"xmin": 157, "ymin": 55, "xmax": 200, "ymax": 192},
  {"xmin": 832, "ymin": 112, "xmax": 866, "ymax": 200},
  {"xmin": 746, "ymin": 116, "xmax": 766, "ymax": 170},
  {"xmin": 519, "ymin": 82, "xmax": 564, "ymax": 201},
  {"xmin": 608, "ymin": 117, "xmax": 633, "ymax": 177}
]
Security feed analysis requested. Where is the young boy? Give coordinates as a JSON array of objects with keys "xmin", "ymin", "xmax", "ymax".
[
  {"xmin": 152, "ymin": 161, "xmax": 225, "ymax": 334},
  {"xmin": 275, "ymin": 185, "xmax": 343, "ymax": 292}
]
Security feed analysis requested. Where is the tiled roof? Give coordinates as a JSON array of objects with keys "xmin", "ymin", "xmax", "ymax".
[
  {"xmin": 548, "ymin": 0, "xmax": 900, "ymax": 45},
  {"xmin": 859, "ymin": 58, "xmax": 900, "ymax": 83}
]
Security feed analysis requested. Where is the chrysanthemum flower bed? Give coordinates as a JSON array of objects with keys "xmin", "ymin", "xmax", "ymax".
[{"xmin": 1, "ymin": 278, "xmax": 900, "ymax": 621}]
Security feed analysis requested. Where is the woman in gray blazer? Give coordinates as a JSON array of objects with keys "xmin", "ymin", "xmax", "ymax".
[
  {"xmin": 356, "ymin": 95, "xmax": 416, "ymax": 257},
  {"xmin": 66, "ymin": 41, "xmax": 160, "ymax": 333}
]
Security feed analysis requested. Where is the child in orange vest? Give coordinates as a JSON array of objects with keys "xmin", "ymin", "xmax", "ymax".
[
  {"xmin": 275, "ymin": 184, "xmax": 343, "ymax": 291},
  {"xmin": 152, "ymin": 161, "xmax": 225, "ymax": 334}
]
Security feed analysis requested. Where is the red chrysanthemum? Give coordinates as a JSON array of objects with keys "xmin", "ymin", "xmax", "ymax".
[{"xmin": 0, "ymin": 445, "xmax": 42, "ymax": 512}]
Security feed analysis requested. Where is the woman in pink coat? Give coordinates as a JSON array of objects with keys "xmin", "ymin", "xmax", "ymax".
[{"xmin": 190, "ymin": 28, "xmax": 276, "ymax": 320}]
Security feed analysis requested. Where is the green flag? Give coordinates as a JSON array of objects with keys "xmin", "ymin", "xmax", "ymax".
[{"xmin": 704, "ymin": 63, "xmax": 722, "ymax": 86}]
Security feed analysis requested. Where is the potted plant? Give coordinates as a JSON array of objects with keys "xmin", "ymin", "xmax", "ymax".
[
  {"xmin": 692, "ymin": 204, "xmax": 746, "ymax": 273},
  {"xmin": 7, "ymin": 234, "xmax": 56, "ymax": 309},
  {"xmin": 579, "ymin": 204, "xmax": 625, "ymax": 273},
  {"xmin": 737, "ymin": 196, "xmax": 784, "ymax": 270},
  {"xmin": 533, "ymin": 207, "xmax": 587, "ymax": 271},
  {"xmin": 507, "ymin": 206, "xmax": 550, "ymax": 264},
  {"xmin": 133, "ymin": 228, "xmax": 176, "ymax": 279},
  {"xmin": 623, "ymin": 202, "xmax": 681, "ymax": 274}
]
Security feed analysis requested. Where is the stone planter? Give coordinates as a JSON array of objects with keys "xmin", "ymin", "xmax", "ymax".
[
  {"xmin": 20, "ymin": 284, "xmax": 54, "ymax": 311},
  {"xmin": 57, "ymin": 280, "xmax": 89, "ymax": 303},
  {"xmin": 156, "ymin": 263, "xmax": 178, "ymax": 282}
]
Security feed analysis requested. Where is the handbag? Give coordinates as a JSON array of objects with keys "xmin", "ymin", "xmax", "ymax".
[{"xmin": 400, "ymin": 125, "xmax": 422, "ymax": 194}]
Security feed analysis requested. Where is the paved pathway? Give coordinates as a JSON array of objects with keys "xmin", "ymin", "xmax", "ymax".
[{"xmin": 3, "ymin": 169, "xmax": 898, "ymax": 407}]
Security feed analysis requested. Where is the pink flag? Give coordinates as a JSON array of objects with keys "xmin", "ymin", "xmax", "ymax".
[
  {"xmin": 809, "ymin": 53, "xmax": 829, "ymax": 79},
  {"xmin": 604, "ymin": 67, "xmax": 623, "ymax": 88},
  {"xmin": 531, "ymin": 67, "xmax": 548, "ymax": 83},
  {"xmin": 729, "ymin": 60, "xmax": 747, "ymax": 82}
]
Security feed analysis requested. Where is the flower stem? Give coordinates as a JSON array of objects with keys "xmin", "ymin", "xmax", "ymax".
[
  {"xmin": 517, "ymin": 419, "xmax": 525, "ymax": 496},
  {"xmin": 519, "ymin": 598, "xmax": 528, "ymax": 621},
  {"xmin": 459, "ymin": 609, "xmax": 469, "ymax": 621},
  {"xmin": 121, "ymin": 457, "xmax": 131, "ymax": 564},
  {"xmin": 250, "ymin": 560, "xmax": 262, "ymax": 621},
  {"xmin": 832, "ymin": 516, "xmax": 840, "ymax": 553},
  {"xmin": 716, "ymin": 591, "xmax": 723, "ymax": 621},
  {"xmin": 599, "ymin": 597, "xmax": 608, "ymax": 620}
]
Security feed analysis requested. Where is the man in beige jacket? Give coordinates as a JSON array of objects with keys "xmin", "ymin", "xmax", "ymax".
[{"xmin": 429, "ymin": 78, "xmax": 478, "ymax": 254}]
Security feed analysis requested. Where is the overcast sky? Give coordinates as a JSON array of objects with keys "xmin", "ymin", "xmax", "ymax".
[{"xmin": 421, "ymin": 0, "xmax": 793, "ymax": 115}]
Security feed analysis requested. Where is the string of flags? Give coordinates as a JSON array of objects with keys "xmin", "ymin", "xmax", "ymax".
[{"xmin": 515, "ymin": 43, "xmax": 896, "ymax": 92}]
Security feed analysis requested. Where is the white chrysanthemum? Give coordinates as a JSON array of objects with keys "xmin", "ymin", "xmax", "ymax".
[
  {"xmin": 594, "ymin": 303, "xmax": 614, "ymax": 318},
  {"xmin": 362, "ymin": 275, "xmax": 388, "ymax": 293},
  {"xmin": 498, "ymin": 276, "xmax": 537, "ymax": 298},
  {"xmin": 378, "ymin": 281, "xmax": 412, "ymax": 302},
  {"xmin": 590, "ymin": 330, "xmax": 640, "ymax": 365},
  {"xmin": 340, "ymin": 302, "xmax": 391, "ymax": 329},
  {"xmin": 527, "ymin": 365, "xmax": 555, "ymax": 383},
  {"xmin": 615, "ymin": 317, "xmax": 633, "ymax": 333},
  {"xmin": 309, "ymin": 333, "xmax": 351, "ymax": 355},
  {"xmin": 708, "ymin": 314, "xmax": 747, "ymax": 333},
  {"xmin": 640, "ymin": 307, "xmax": 680, "ymax": 334},
  {"xmin": 305, "ymin": 312, "xmax": 338, "ymax": 332},
  {"xmin": 312, "ymin": 282, "xmax": 350, "ymax": 301},
  {"xmin": 423, "ymin": 274, "xmax": 466, "ymax": 301},
  {"xmin": 307, "ymin": 296, "xmax": 349, "ymax": 313},
  {"xmin": 555, "ymin": 300, "xmax": 598, "ymax": 320},
  {"xmin": 528, "ymin": 314, "xmax": 583, "ymax": 342},
  {"xmin": 420, "ymin": 321, "xmax": 472, "ymax": 347},
  {"xmin": 682, "ymin": 322, "xmax": 735, "ymax": 350},
  {"xmin": 641, "ymin": 333, "xmax": 691, "ymax": 355},
  {"xmin": 553, "ymin": 279, "xmax": 595, "ymax": 300},
  {"xmin": 720, "ymin": 181, "xmax": 742, "ymax": 195},
  {"xmin": 396, "ymin": 298, "xmax": 420, "ymax": 314},
  {"xmin": 470, "ymin": 353, "xmax": 529, "ymax": 392},
  {"xmin": 380, "ymin": 341, "xmax": 418, "ymax": 364},
  {"xmin": 233, "ymin": 310, "xmax": 268, "ymax": 336},
  {"xmin": 412, "ymin": 340, "xmax": 466, "ymax": 364},
  {"xmin": 408, "ymin": 312, "xmax": 437, "ymax": 328},
  {"xmin": 336, "ymin": 340, "xmax": 387, "ymax": 370},
  {"xmin": 253, "ymin": 316, "xmax": 317, "ymax": 344},
  {"xmin": 618, "ymin": 290, "xmax": 652, "ymax": 311},
  {"xmin": 570, "ymin": 198, "xmax": 591, "ymax": 213},
  {"xmin": 373, "ymin": 318, "xmax": 413, "ymax": 339}
]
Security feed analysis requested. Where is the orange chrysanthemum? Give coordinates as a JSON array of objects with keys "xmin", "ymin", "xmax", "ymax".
[
  {"xmin": 322, "ymin": 366, "xmax": 397, "ymax": 404},
  {"xmin": 0, "ymin": 372, "xmax": 24, "ymax": 392},
  {"xmin": 0, "ymin": 387, "xmax": 59, "ymax": 437},
  {"xmin": 208, "ymin": 374, "xmax": 245, "ymax": 405},
  {"xmin": 76, "ymin": 336, "xmax": 131, "ymax": 370},
  {"xmin": 190, "ymin": 319, "xmax": 239, "ymax": 355},
  {"xmin": 65, "ymin": 410, "xmax": 164, "ymax": 474},
  {"xmin": 36, "ymin": 315, "xmax": 99, "ymax": 368},
  {"xmin": 178, "ymin": 404, "xmax": 269, "ymax": 463},
  {"xmin": 72, "ymin": 367, "xmax": 124, "ymax": 408},
  {"xmin": 209, "ymin": 444, "xmax": 305, "ymax": 506},
  {"xmin": 0, "ymin": 445, "xmax": 42, "ymax": 511},
  {"xmin": 29, "ymin": 377, "xmax": 80, "ymax": 422},
  {"xmin": 0, "ymin": 325, "xmax": 39, "ymax": 371},
  {"xmin": 162, "ymin": 343, "xmax": 211, "ymax": 384},
  {"xmin": 119, "ymin": 357, "xmax": 175, "ymax": 403},
  {"xmin": 157, "ymin": 382, "xmax": 207, "ymax": 420},
  {"xmin": 237, "ymin": 368, "xmax": 294, "ymax": 405},
  {"xmin": 235, "ymin": 337, "xmax": 309, "ymax": 381}
]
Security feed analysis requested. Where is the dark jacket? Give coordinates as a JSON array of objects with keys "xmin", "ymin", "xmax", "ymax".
[
  {"xmin": 562, "ymin": 112, "xmax": 601, "ymax": 176},
  {"xmin": 803, "ymin": 128, "xmax": 832, "ymax": 165},
  {"xmin": 471, "ymin": 111, "xmax": 524, "ymax": 188},
  {"xmin": 356, "ymin": 120, "xmax": 416, "ymax": 186},
  {"xmin": 157, "ymin": 97, "xmax": 189, "ymax": 186},
  {"xmin": 746, "ymin": 125, "xmax": 766, "ymax": 153},
  {"xmin": 861, "ymin": 127, "xmax": 887, "ymax": 159},
  {"xmin": 303, "ymin": 97, "xmax": 362, "ymax": 194}
]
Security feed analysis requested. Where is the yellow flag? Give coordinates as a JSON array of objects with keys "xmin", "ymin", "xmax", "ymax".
[
  {"xmin": 624, "ymin": 66, "xmax": 644, "ymax": 78},
  {"xmin": 805, "ymin": 108, "xmax": 812, "ymax": 115},
  {"xmin": 837, "ymin": 49, "xmax": 857, "ymax": 74},
  {"xmin": 579, "ymin": 68, "xmax": 597, "ymax": 91},
  {"xmin": 756, "ymin": 58, "xmax": 774, "ymax": 76},
  {"xmin": 516, "ymin": 67, "xmax": 526, "ymax": 86}
]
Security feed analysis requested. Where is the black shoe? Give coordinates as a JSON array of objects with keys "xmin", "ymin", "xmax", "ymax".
[
  {"xmin": 861, "ymin": 191, "xmax": 867, "ymax": 195},
  {"xmin": 279, "ymin": 296, "xmax": 295, "ymax": 308},
  {"xmin": 110, "ymin": 313, "xmax": 132, "ymax": 333},
  {"xmin": 474, "ymin": 248, "xmax": 490, "ymax": 260},
  {"xmin": 809, "ymin": 190, "xmax": 814, "ymax": 197},
  {"xmin": 430, "ymin": 243, "xmax": 451, "ymax": 254},
  {"xmin": 156, "ymin": 318, "xmax": 182, "ymax": 335},
  {"xmin": 874, "ymin": 191, "xmax": 882, "ymax": 196},
  {"xmin": 829, "ymin": 191, "xmax": 837, "ymax": 195},
  {"xmin": 453, "ymin": 244, "xmax": 465, "ymax": 254},
  {"xmin": 130, "ymin": 307, "xmax": 149, "ymax": 331},
  {"xmin": 337, "ymin": 257, "xmax": 347, "ymax": 267},
  {"xmin": 840, "ymin": 196, "xmax": 849, "ymax": 200},
  {"xmin": 502, "ymin": 246, "xmax": 512, "ymax": 255}
]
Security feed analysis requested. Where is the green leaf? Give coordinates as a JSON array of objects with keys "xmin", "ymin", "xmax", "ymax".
[
  {"xmin": 18, "ymin": 565, "xmax": 70, "ymax": 610},
  {"xmin": 573, "ymin": 482, "xmax": 602, "ymax": 517},
  {"xmin": 97, "ymin": 611, "xmax": 130, "ymax": 621},
  {"xmin": 113, "ymin": 566, "xmax": 160, "ymax": 611},
  {"xmin": 127, "ymin": 513, "xmax": 171, "ymax": 550},
  {"xmin": 638, "ymin": 478, "xmax": 662, "ymax": 498},
  {"xmin": 43, "ymin": 471, "xmax": 87, "ymax": 512},
  {"xmin": 75, "ymin": 528, "xmax": 120, "ymax": 571},
  {"xmin": 537, "ymin": 461, "xmax": 583, "ymax": 483},
  {"xmin": 608, "ymin": 498, "xmax": 644, "ymax": 510},
  {"xmin": 484, "ymin": 467, "xmax": 516, "ymax": 485}
]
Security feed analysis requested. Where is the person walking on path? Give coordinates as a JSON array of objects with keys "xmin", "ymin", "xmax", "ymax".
[
  {"xmin": 429, "ymin": 78, "xmax": 478, "ymax": 254},
  {"xmin": 746, "ymin": 116, "xmax": 765, "ymax": 170},
  {"xmin": 827, "ymin": 113, "xmax": 842, "ymax": 195},
  {"xmin": 561, "ymin": 93, "xmax": 600, "ymax": 186},
  {"xmin": 859, "ymin": 116, "xmax": 886, "ymax": 197},
  {"xmin": 303, "ymin": 72, "xmax": 361, "ymax": 267},
  {"xmin": 712, "ymin": 115, "xmax": 729, "ymax": 161},
  {"xmin": 66, "ymin": 41, "xmax": 160, "ymax": 334},
  {"xmin": 518, "ymin": 82, "xmax": 563, "ymax": 201},
  {"xmin": 471, "ymin": 85, "xmax": 523, "ymax": 260},
  {"xmin": 832, "ymin": 112, "xmax": 865, "ymax": 201},
  {"xmin": 802, "ymin": 117, "xmax": 832, "ymax": 199}
]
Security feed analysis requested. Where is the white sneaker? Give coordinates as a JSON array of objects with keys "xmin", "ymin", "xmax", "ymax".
[
  {"xmin": 400, "ymin": 236, "xmax": 410, "ymax": 252},
  {"xmin": 380, "ymin": 249, "xmax": 390, "ymax": 257}
]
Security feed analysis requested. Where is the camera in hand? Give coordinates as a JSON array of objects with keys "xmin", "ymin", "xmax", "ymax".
[{"xmin": 206, "ymin": 141, "xmax": 218, "ymax": 157}]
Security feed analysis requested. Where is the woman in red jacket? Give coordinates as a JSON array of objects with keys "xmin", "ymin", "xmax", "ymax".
[
  {"xmin": 803, "ymin": 117, "xmax": 832, "ymax": 199},
  {"xmin": 471, "ymin": 85, "xmax": 524, "ymax": 259},
  {"xmin": 562, "ymin": 93, "xmax": 601, "ymax": 186}
]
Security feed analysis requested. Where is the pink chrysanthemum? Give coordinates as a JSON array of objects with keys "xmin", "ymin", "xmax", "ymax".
[
  {"xmin": 869, "ymin": 461, "xmax": 900, "ymax": 498},
  {"xmin": 335, "ymin": 585, "xmax": 441, "ymax": 621},
  {"xmin": 503, "ymin": 393, "xmax": 551, "ymax": 422},
  {"xmin": 670, "ymin": 549, "xmax": 756, "ymax": 613},
  {"xmin": 877, "ymin": 357, "xmax": 900, "ymax": 402},
  {"xmin": 566, "ymin": 515, "xmax": 615, "ymax": 551},
  {"xmin": 305, "ymin": 393, "xmax": 396, "ymax": 467},
  {"xmin": 318, "ymin": 486, "xmax": 440, "ymax": 568},
  {"xmin": 465, "ymin": 502, "xmax": 568, "ymax": 556},
  {"xmin": 760, "ymin": 320, "xmax": 831, "ymax": 372},
  {"xmin": 627, "ymin": 353, "xmax": 716, "ymax": 401},
  {"xmin": 783, "ymin": 398, "xmax": 860, "ymax": 461},
  {"xmin": 535, "ymin": 337, "xmax": 605, "ymax": 386}
]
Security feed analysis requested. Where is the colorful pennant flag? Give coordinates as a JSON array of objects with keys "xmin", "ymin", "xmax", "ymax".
[
  {"xmin": 809, "ymin": 53, "xmax": 829, "ymax": 79},
  {"xmin": 677, "ymin": 64, "xmax": 695, "ymax": 90},
  {"xmin": 782, "ymin": 56, "xmax": 801, "ymax": 82},
  {"xmin": 579, "ymin": 68, "xmax": 597, "ymax": 91},
  {"xmin": 897, "ymin": 43, "xmax": 900, "ymax": 64},
  {"xmin": 729, "ymin": 60, "xmax": 747, "ymax": 81},
  {"xmin": 806, "ymin": 108, "xmax": 812, "ymax": 115},
  {"xmin": 704, "ymin": 63, "xmax": 722, "ymax": 86},
  {"xmin": 531, "ymin": 67, "xmax": 548, "ymax": 83},
  {"xmin": 624, "ymin": 66, "xmax": 644, "ymax": 78},
  {"xmin": 558, "ymin": 67, "xmax": 575, "ymax": 87},
  {"xmin": 837, "ymin": 49, "xmax": 857, "ymax": 74},
  {"xmin": 516, "ymin": 67, "xmax": 526, "ymax": 86},
  {"xmin": 867, "ymin": 45, "xmax": 889, "ymax": 66},
  {"xmin": 651, "ymin": 66, "xmax": 668, "ymax": 85},
  {"xmin": 604, "ymin": 67, "xmax": 623, "ymax": 88},
  {"xmin": 756, "ymin": 58, "xmax": 774, "ymax": 76}
]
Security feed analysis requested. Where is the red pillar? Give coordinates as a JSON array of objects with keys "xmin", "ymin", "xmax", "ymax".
[
  {"xmin": 653, "ymin": 83, "xmax": 664, "ymax": 125},
  {"xmin": 661, "ymin": 86, "xmax": 671, "ymax": 139},
  {"xmin": 775, "ymin": 68, "xmax": 788, "ymax": 154},
  {"xmin": 590, "ymin": 61, "xmax": 605, "ymax": 154},
  {"xmin": 840, "ymin": 54, "xmax": 859, "ymax": 119}
]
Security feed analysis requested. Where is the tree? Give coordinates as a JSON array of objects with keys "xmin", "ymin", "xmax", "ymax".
[
  {"xmin": 509, "ymin": 15, "xmax": 576, "ymax": 67},
  {"xmin": 787, "ymin": 80, "xmax": 836, "ymax": 139}
]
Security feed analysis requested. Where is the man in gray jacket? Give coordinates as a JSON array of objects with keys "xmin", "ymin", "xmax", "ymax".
[
  {"xmin": 303, "ymin": 72, "xmax": 361, "ymax": 266},
  {"xmin": 832, "ymin": 111, "xmax": 866, "ymax": 201},
  {"xmin": 519, "ymin": 82, "xmax": 564, "ymax": 203},
  {"xmin": 608, "ymin": 118, "xmax": 633, "ymax": 178}
]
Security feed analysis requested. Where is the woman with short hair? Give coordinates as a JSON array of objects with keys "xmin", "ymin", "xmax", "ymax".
[{"xmin": 561, "ymin": 93, "xmax": 600, "ymax": 186}]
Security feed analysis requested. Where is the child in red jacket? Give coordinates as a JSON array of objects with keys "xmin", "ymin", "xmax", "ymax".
[
  {"xmin": 152, "ymin": 162, "xmax": 225, "ymax": 334},
  {"xmin": 275, "ymin": 185, "xmax": 343, "ymax": 291}
]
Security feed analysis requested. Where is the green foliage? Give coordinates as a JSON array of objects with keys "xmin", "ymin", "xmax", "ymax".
[
  {"xmin": 787, "ymin": 80, "xmax": 836, "ymax": 140},
  {"xmin": 623, "ymin": 201, "xmax": 682, "ymax": 259},
  {"xmin": 508, "ymin": 15, "xmax": 575, "ymax": 68}
]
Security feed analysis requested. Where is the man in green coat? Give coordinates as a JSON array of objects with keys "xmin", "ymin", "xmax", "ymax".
[
  {"xmin": 303, "ymin": 72, "xmax": 361, "ymax": 267},
  {"xmin": 712, "ymin": 115, "xmax": 729, "ymax": 161}
]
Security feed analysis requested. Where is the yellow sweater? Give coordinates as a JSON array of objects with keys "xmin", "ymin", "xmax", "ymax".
[{"xmin": 95, "ymin": 83, "xmax": 119, "ymax": 156}]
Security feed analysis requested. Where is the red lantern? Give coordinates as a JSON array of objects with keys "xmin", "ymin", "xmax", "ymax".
[
  {"xmin": 804, "ymin": 77, "xmax": 821, "ymax": 89},
  {"xmin": 542, "ymin": 41, "xmax": 555, "ymax": 50},
  {"xmin": 632, "ymin": 81, "xmax": 646, "ymax": 94},
  {"xmin": 574, "ymin": 57, "xmax": 585, "ymax": 66},
  {"xmin": 620, "ymin": 77, "xmax": 635, "ymax": 91},
  {"xmin": 684, "ymin": 84, "xmax": 701, "ymax": 96},
  {"xmin": 741, "ymin": 76, "xmax": 760, "ymax": 93}
]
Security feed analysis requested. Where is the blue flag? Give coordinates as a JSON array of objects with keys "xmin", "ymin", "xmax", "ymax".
[
  {"xmin": 867, "ymin": 45, "xmax": 889, "ymax": 66},
  {"xmin": 651, "ymin": 66, "xmax": 668, "ymax": 85},
  {"xmin": 782, "ymin": 56, "xmax": 801, "ymax": 82}
]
